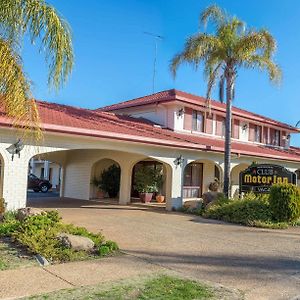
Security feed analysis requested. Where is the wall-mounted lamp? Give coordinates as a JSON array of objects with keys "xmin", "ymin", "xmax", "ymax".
[
  {"xmin": 242, "ymin": 124, "xmax": 248, "ymax": 131},
  {"xmin": 6, "ymin": 139, "xmax": 24, "ymax": 161},
  {"xmin": 174, "ymin": 155, "xmax": 184, "ymax": 166},
  {"xmin": 177, "ymin": 108, "xmax": 185, "ymax": 117},
  {"xmin": 287, "ymin": 134, "xmax": 291, "ymax": 140}
]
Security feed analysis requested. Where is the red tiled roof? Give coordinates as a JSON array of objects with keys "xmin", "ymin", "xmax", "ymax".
[
  {"xmin": 0, "ymin": 99, "xmax": 299, "ymax": 163},
  {"xmin": 98, "ymin": 89, "xmax": 299, "ymax": 132}
]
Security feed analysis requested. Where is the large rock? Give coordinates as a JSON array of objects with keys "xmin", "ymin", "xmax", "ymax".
[
  {"xmin": 202, "ymin": 192, "xmax": 223, "ymax": 208},
  {"xmin": 57, "ymin": 233, "xmax": 95, "ymax": 252},
  {"xmin": 16, "ymin": 207, "xmax": 44, "ymax": 221},
  {"xmin": 183, "ymin": 200, "xmax": 202, "ymax": 210}
]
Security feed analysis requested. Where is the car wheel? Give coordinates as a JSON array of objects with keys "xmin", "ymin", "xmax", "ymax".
[
  {"xmin": 33, "ymin": 189, "xmax": 40, "ymax": 193},
  {"xmin": 40, "ymin": 184, "xmax": 49, "ymax": 193}
]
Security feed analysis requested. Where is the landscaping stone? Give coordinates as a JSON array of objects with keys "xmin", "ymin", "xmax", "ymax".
[
  {"xmin": 202, "ymin": 192, "xmax": 223, "ymax": 207},
  {"xmin": 57, "ymin": 233, "xmax": 95, "ymax": 252},
  {"xmin": 183, "ymin": 200, "xmax": 202, "ymax": 210},
  {"xmin": 16, "ymin": 207, "xmax": 44, "ymax": 221}
]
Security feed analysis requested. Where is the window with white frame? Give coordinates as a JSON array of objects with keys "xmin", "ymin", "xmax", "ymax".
[
  {"xmin": 221, "ymin": 119, "xmax": 226, "ymax": 137},
  {"xmin": 192, "ymin": 110, "xmax": 204, "ymax": 132},
  {"xmin": 274, "ymin": 129, "xmax": 280, "ymax": 146},
  {"xmin": 254, "ymin": 125, "xmax": 262, "ymax": 143}
]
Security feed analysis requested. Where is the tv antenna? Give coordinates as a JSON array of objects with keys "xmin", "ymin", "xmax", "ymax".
[{"xmin": 143, "ymin": 31, "xmax": 164, "ymax": 93}]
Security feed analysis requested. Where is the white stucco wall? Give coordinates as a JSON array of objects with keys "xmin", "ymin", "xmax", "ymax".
[{"xmin": 0, "ymin": 127, "xmax": 299, "ymax": 211}]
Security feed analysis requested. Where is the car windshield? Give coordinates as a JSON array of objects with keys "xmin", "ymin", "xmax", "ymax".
[{"xmin": 29, "ymin": 174, "xmax": 39, "ymax": 180}]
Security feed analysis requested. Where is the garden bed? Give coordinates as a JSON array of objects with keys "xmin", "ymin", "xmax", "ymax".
[
  {"xmin": 0, "ymin": 210, "xmax": 119, "ymax": 266},
  {"xmin": 180, "ymin": 184, "xmax": 300, "ymax": 230}
]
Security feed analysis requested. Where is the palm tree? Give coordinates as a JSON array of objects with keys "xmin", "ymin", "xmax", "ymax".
[
  {"xmin": 0, "ymin": 0, "xmax": 74, "ymax": 139},
  {"xmin": 170, "ymin": 5, "xmax": 281, "ymax": 197}
]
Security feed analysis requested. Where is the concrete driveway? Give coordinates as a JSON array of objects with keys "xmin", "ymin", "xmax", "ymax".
[{"xmin": 29, "ymin": 197, "xmax": 300, "ymax": 300}]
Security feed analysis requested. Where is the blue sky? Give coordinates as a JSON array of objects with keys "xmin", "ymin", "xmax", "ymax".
[{"xmin": 22, "ymin": 0, "xmax": 300, "ymax": 146}]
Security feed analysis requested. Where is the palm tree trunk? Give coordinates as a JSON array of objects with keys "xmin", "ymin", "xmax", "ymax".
[{"xmin": 223, "ymin": 69, "xmax": 234, "ymax": 198}]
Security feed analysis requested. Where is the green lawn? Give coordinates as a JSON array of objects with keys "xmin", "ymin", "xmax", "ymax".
[
  {"xmin": 0, "ymin": 238, "xmax": 37, "ymax": 271},
  {"xmin": 26, "ymin": 275, "xmax": 217, "ymax": 300}
]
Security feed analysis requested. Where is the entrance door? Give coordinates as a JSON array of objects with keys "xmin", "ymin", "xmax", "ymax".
[{"xmin": 183, "ymin": 163, "xmax": 203, "ymax": 198}]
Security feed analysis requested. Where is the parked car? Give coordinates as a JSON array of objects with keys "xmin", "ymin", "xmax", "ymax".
[{"xmin": 28, "ymin": 174, "xmax": 52, "ymax": 193}]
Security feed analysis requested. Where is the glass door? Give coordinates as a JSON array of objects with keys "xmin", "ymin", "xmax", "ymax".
[{"xmin": 183, "ymin": 163, "xmax": 203, "ymax": 198}]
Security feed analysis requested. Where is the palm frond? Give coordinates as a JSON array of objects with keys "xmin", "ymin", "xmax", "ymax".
[
  {"xmin": 170, "ymin": 34, "xmax": 221, "ymax": 77},
  {"xmin": 200, "ymin": 4, "xmax": 226, "ymax": 29},
  {"xmin": 23, "ymin": 0, "xmax": 74, "ymax": 89},
  {"xmin": 243, "ymin": 54, "xmax": 281, "ymax": 83},
  {"xmin": 0, "ymin": 38, "xmax": 42, "ymax": 140},
  {"xmin": 234, "ymin": 29, "xmax": 276, "ymax": 61}
]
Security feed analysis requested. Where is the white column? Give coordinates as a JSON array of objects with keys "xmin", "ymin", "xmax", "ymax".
[
  {"xmin": 29, "ymin": 158, "xmax": 35, "ymax": 174},
  {"xmin": 166, "ymin": 164, "xmax": 184, "ymax": 211},
  {"xmin": 3, "ymin": 156, "xmax": 30, "ymax": 210},
  {"xmin": 118, "ymin": 162, "xmax": 132, "ymax": 205},
  {"xmin": 44, "ymin": 160, "xmax": 50, "ymax": 180}
]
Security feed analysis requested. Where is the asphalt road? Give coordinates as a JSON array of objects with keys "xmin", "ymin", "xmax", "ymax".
[{"xmin": 27, "ymin": 191, "xmax": 60, "ymax": 199}]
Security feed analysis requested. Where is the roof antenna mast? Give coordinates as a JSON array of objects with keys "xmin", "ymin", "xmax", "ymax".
[{"xmin": 143, "ymin": 31, "xmax": 164, "ymax": 93}]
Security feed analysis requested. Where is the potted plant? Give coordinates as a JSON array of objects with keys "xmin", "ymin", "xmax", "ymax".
[
  {"xmin": 134, "ymin": 166, "xmax": 159, "ymax": 203},
  {"xmin": 99, "ymin": 164, "xmax": 121, "ymax": 198},
  {"xmin": 155, "ymin": 169, "xmax": 165, "ymax": 203},
  {"xmin": 91, "ymin": 177, "xmax": 106, "ymax": 198}
]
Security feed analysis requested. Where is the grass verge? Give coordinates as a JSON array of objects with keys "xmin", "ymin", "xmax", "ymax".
[{"xmin": 24, "ymin": 275, "xmax": 218, "ymax": 300}]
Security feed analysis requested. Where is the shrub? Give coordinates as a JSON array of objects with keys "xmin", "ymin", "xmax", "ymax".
[
  {"xmin": 0, "ymin": 212, "xmax": 21, "ymax": 236},
  {"xmin": 204, "ymin": 194, "xmax": 272, "ymax": 226},
  {"xmin": 0, "ymin": 210, "xmax": 119, "ymax": 262},
  {"xmin": 99, "ymin": 164, "xmax": 121, "ymax": 198},
  {"xmin": 98, "ymin": 240, "xmax": 119, "ymax": 256},
  {"xmin": 134, "ymin": 166, "xmax": 160, "ymax": 193},
  {"xmin": 269, "ymin": 184, "xmax": 300, "ymax": 222}
]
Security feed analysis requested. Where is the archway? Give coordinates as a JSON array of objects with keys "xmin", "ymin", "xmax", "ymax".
[
  {"xmin": 90, "ymin": 159, "xmax": 121, "ymax": 200},
  {"xmin": 296, "ymin": 169, "xmax": 300, "ymax": 187},
  {"xmin": 230, "ymin": 163, "xmax": 249, "ymax": 197},
  {"xmin": 131, "ymin": 159, "xmax": 168, "ymax": 203},
  {"xmin": 27, "ymin": 155, "xmax": 63, "ymax": 204},
  {"xmin": 183, "ymin": 159, "xmax": 222, "ymax": 199}
]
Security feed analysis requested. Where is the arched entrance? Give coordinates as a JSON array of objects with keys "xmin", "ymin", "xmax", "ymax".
[
  {"xmin": 230, "ymin": 163, "xmax": 249, "ymax": 197},
  {"xmin": 131, "ymin": 159, "xmax": 167, "ymax": 203},
  {"xmin": 27, "ymin": 155, "xmax": 63, "ymax": 205},
  {"xmin": 183, "ymin": 159, "xmax": 222, "ymax": 199},
  {"xmin": 90, "ymin": 159, "xmax": 121, "ymax": 200}
]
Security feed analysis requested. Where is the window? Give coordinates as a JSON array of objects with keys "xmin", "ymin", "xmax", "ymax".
[
  {"xmin": 183, "ymin": 163, "xmax": 203, "ymax": 198},
  {"xmin": 254, "ymin": 125, "xmax": 262, "ymax": 143},
  {"xmin": 221, "ymin": 120, "xmax": 226, "ymax": 137},
  {"xmin": 274, "ymin": 130, "xmax": 280, "ymax": 146},
  {"xmin": 192, "ymin": 110, "xmax": 204, "ymax": 132}
]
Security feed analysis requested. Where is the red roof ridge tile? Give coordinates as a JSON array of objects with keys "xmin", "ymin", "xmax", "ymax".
[{"xmin": 97, "ymin": 89, "xmax": 299, "ymax": 132}]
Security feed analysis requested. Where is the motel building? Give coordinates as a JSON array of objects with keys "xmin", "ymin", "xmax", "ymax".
[{"xmin": 1, "ymin": 89, "xmax": 300, "ymax": 211}]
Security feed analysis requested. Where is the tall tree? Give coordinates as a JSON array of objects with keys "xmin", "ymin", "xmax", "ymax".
[
  {"xmin": 170, "ymin": 5, "xmax": 281, "ymax": 197},
  {"xmin": 0, "ymin": 0, "xmax": 74, "ymax": 139}
]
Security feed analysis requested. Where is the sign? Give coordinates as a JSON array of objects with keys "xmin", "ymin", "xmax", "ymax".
[{"xmin": 239, "ymin": 164, "xmax": 297, "ymax": 193}]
